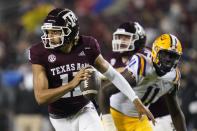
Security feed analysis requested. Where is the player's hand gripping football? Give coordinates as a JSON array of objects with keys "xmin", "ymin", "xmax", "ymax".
[
  {"xmin": 70, "ymin": 65, "xmax": 93, "ymax": 88},
  {"xmin": 133, "ymin": 98, "xmax": 156, "ymax": 126}
]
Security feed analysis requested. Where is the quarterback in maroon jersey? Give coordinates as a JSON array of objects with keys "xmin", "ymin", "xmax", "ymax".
[{"xmin": 28, "ymin": 8, "xmax": 155, "ymax": 131}]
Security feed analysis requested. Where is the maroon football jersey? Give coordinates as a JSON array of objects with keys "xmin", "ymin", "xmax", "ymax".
[
  {"xmin": 29, "ymin": 35, "xmax": 101, "ymax": 117},
  {"xmin": 106, "ymin": 48, "xmax": 151, "ymax": 68},
  {"xmin": 105, "ymin": 52, "xmax": 125, "ymax": 68}
]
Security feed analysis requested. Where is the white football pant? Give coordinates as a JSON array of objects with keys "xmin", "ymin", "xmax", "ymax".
[
  {"xmin": 49, "ymin": 102, "xmax": 104, "ymax": 131},
  {"xmin": 150, "ymin": 115, "xmax": 176, "ymax": 131}
]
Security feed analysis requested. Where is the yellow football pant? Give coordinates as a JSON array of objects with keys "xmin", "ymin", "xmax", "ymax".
[{"xmin": 110, "ymin": 108, "xmax": 153, "ymax": 131}]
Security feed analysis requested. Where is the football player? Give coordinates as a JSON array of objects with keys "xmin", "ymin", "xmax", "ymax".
[
  {"xmin": 106, "ymin": 21, "xmax": 147, "ymax": 72},
  {"xmin": 99, "ymin": 33, "xmax": 187, "ymax": 131},
  {"xmin": 105, "ymin": 22, "xmax": 176, "ymax": 131},
  {"xmin": 28, "ymin": 8, "xmax": 155, "ymax": 131}
]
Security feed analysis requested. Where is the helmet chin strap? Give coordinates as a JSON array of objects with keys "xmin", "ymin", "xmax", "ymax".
[{"xmin": 63, "ymin": 31, "xmax": 79, "ymax": 46}]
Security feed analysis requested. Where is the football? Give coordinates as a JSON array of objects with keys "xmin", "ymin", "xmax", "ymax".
[{"xmin": 80, "ymin": 67, "xmax": 101, "ymax": 101}]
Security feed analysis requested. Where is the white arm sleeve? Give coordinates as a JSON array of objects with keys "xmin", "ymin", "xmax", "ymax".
[{"xmin": 103, "ymin": 65, "xmax": 138, "ymax": 102}]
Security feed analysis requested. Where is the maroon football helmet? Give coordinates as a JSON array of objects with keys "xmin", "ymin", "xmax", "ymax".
[
  {"xmin": 41, "ymin": 8, "xmax": 79, "ymax": 49},
  {"xmin": 112, "ymin": 22, "xmax": 146, "ymax": 53}
]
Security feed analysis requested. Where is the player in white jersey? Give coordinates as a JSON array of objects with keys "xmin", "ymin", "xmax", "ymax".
[
  {"xmin": 98, "ymin": 33, "xmax": 187, "ymax": 131},
  {"xmin": 105, "ymin": 21, "xmax": 175, "ymax": 131}
]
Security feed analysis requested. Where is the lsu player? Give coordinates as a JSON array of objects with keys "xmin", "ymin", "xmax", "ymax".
[
  {"xmin": 28, "ymin": 8, "xmax": 155, "ymax": 131},
  {"xmin": 105, "ymin": 21, "xmax": 176, "ymax": 131},
  {"xmin": 99, "ymin": 33, "xmax": 187, "ymax": 131}
]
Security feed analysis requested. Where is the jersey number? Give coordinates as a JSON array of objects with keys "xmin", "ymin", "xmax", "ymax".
[
  {"xmin": 141, "ymin": 84, "xmax": 160, "ymax": 106},
  {"xmin": 60, "ymin": 72, "xmax": 81, "ymax": 98}
]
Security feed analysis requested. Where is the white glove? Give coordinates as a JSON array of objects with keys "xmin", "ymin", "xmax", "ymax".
[{"xmin": 102, "ymin": 114, "xmax": 117, "ymax": 131}]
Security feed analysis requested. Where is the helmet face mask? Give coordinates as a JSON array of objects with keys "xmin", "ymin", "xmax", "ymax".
[
  {"xmin": 41, "ymin": 24, "xmax": 72, "ymax": 49},
  {"xmin": 152, "ymin": 34, "xmax": 182, "ymax": 73},
  {"xmin": 157, "ymin": 50, "xmax": 181, "ymax": 72},
  {"xmin": 112, "ymin": 29, "xmax": 139, "ymax": 52},
  {"xmin": 41, "ymin": 8, "xmax": 79, "ymax": 49},
  {"xmin": 112, "ymin": 22, "xmax": 146, "ymax": 53}
]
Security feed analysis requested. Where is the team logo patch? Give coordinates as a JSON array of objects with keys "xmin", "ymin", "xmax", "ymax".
[
  {"xmin": 48, "ymin": 54, "xmax": 56, "ymax": 63},
  {"xmin": 78, "ymin": 51, "xmax": 86, "ymax": 56}
]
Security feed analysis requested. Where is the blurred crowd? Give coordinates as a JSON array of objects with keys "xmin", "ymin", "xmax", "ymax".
[{"xmin": 0, "ymin": 0, "xmax": 196, "ymax": 131}]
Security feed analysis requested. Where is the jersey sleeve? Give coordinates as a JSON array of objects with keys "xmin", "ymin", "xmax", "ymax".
[
  {"xmin": 163, "ymin": 67, "xmax": 181, "ymax": 94},
  {"xmin": 125, "ymin": 53, "xmax": 147, "ymax": 83},
  {"xmin": 28, "ymin": 46, "xmax": 44, "ymax": 66},
  {"xmin": 89, "ymin": 36, "xmax": 101, "ymax": 61},
  {"xmin": 172, "ymin": 67, "xmax": 181, "ymax": 88}
]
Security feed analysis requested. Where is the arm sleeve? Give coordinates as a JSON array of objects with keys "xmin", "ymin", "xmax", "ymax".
[
  {"xmin": 173, "ymin": 68, "xmax": 181, "ymax": 86},
  {"xmin": 103, "ymin": 64, "xmax": 138, "ymax": 102}
]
